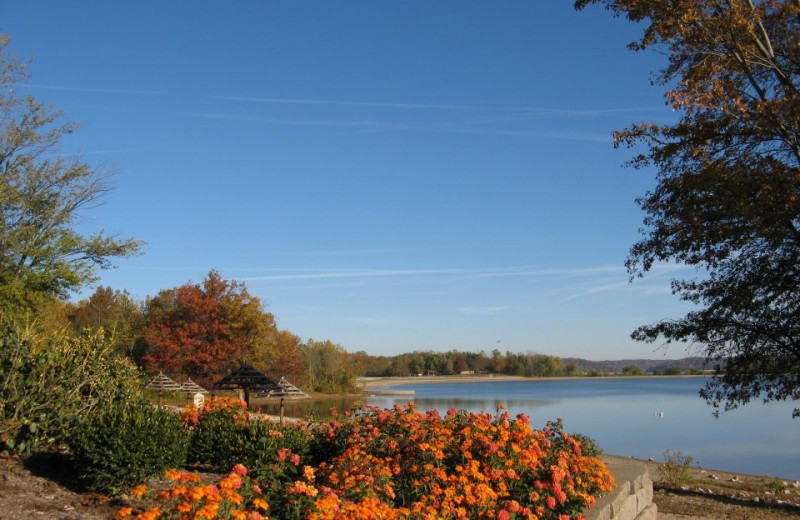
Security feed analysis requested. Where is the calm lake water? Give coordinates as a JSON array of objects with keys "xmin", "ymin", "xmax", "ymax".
[{"xmin": 363, "ymin": 377, "xmax": 800, "ymax": 480}]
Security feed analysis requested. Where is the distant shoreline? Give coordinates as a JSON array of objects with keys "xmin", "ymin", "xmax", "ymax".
[{"xmin": 358, "ymin": 373, "xmax": 708, "ymax": 389}]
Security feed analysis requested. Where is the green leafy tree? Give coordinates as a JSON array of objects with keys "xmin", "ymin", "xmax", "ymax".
[
  {"xmin": 0, "ymin": 37, "xmax": 141, "ymax": 314},
  {"xmin": 249, "ymin": 329, "xmax": 305, "ymax": 384},
  {"xmin": 301, "ymin": 339, "xmax": 360, "ymax": 393},
  {"xmin": 70, "ymin": 286, "xmax": 145, "ymax": 358},
  {"xmin": 576, "ymin": 0, "xmax": 800, "ymax": 416},
  {"xmin": 621, "ymin": 364, "xmax": 646, "ymax": 376}
]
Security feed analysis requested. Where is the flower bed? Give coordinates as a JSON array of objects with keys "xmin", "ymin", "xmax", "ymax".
[{"xmin": 121, "ymin": 401, "xmax": 614, "ymax": 520}]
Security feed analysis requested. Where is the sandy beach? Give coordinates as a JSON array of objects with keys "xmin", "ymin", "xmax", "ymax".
[
  {"xmin": 358, "ymin": 373, "xmax": 578, "ymax": 388},
  {"xmin": 358, "ymin": 373, "xmax": 706, "ymax": 389}
]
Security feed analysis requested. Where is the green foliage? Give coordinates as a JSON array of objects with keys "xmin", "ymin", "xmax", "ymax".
[
  {"xmin": 70, "ymin": 286, "xmax": 145, "ymax": 359},
  {"xmin": 0, "ymin": 37, "xmax": 141, "ymax": 315},
  {"xmin": 231, "ymin": 420, "xmax": 312, "ymax": 471},
  {"xmin": 0, "ymin": 320, "xmax": 143, "ymax": 454},
  {"xmin": 184, "ymin": 398, "xmax": 250, "ymax": 467},
  {"xmin": 69, "ymin": 403, "xmax": 189, "ymax": 494},
  {"xmin": 570, "ymin": 432, "xmax": 604, "ymax": 457},
  {"xmin": 660, "ymin": 449, "xmax": 694, "ymax": 487},
  {"xmin": 181, "ymin": 397, "xmax": 313, "ymax": 474},
  {"xmin": 622, "ymin": 364, "xmax": 645, "ymax": 376},
  {"xmin": 360, "ymin": 348, "xmax": 576, "ymax": 378},
  {"xmin": 762, "ymin": 477, "xmax": 789, "ymax": 495},
  {"xmin": 575, "ymin": 1, "xmax": 800, "ymax": 417},
  {"xmin": 300, "ymin": 339, "xmax": 360, "ymax": 393}
]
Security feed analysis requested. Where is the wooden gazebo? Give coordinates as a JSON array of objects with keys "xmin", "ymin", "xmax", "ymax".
[
  {"xmin": 179, "ymin": 378, "xmax": 208, "ymax": 395},
  {"xmin": 142, "ymin": 372, "xmax": 181, "ymax": 408},
  {"xmin": 211, "ymin": 364, "xmax": 282, "ymax": 407},
  {"xmin": 257, "ymin": 376, "xmax": 310, "ymax": 399}
]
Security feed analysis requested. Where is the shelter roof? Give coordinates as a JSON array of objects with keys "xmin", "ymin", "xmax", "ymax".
[
  {"xmin": 256, "ymin": 376, "xmax": 310, "ymax": 399},
  {"xmin": 211, "ymin": 364, "xmax": 283, "ymax": 392},
  {"xmin": 179, "ymin": 378, "xmax": 208, "ymax": 395},
  {"xmin": 142, "ymin": 372, "xmax": 181, "ymax": 391}
]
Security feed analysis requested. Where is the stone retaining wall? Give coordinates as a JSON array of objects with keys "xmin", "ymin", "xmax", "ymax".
[{"xmin": 585, "ymin": 457, "xmax": 657, "ymax": 520}]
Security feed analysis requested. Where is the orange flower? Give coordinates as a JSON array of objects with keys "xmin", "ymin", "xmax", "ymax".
[
  {"xmin": 133, "ymin": 507, "xmax": 160, "ymax": 520},
  {"xmin": 131, "ymin": 485, "xmax": 147, "ymax": 497},
  {"xmin": 117, "ymin": 507, "xmax": 133, "ymax": 519}
]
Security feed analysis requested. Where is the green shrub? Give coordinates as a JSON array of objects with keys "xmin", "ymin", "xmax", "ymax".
[
  {"xmin": 762, "ymin": 477, "xmax": 789, "ymax": 494},
  {"xmin": 660, "ymin": 449, "xmax": 694, "ymax": 487},
  {"xmin": 571, "ymin": 432, "xmax": 604, "ymax": 457},
  {"xmin": 183, "ymin": 396, "xmax": 313, "ymax": 471},
  {"xmin": 0, "ymin": 321, "xmax": 143, "ymax": 454},
  {"xmin": 184, "ymin": 397, "xmax": 250, "ymax": 468},
  {"xmin": 230, "ymin": 419, "xmax": 312, "ymax": 471},
  {"xmin": 69, "ymin": 403, "xmax": 189, "ymax": 494}
]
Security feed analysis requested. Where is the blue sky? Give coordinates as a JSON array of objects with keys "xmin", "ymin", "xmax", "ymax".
[{"xmin": 3, "ymin": 1, "xmax": 697, "ymax": 360}]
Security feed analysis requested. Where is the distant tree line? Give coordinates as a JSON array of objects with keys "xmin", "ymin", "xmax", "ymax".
[
  {"xmin": 355, "ymin": 349, "xmax": 579, "ymax": 378},
  {"xmin": 353, "ymin": 349, "xmax": 706, "ymax": 379}
]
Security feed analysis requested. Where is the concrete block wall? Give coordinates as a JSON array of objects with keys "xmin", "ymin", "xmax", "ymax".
[{"xmin": 585, "ymin": 458, "xmax": 657, "ymax": 520}]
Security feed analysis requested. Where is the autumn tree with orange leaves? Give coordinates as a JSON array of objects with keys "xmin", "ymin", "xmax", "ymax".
[
  {"xmin": 575, "ymin": 0, "xmax": 800, "ymax": 416},
  {"xmin": 140, "ymin": 270, "xmax": 302, "ymax": 386}
]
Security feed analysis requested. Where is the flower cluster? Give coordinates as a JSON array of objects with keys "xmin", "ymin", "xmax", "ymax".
[
  {"xmin": 181, "ymin": 397, "xmax": 250, "ymax": 428},
  {"xmin": 119, "ymin": 466, "xmax": 270, "ymax": 520},
  {"xmin": 123, "ymin": 404, "xmax": 614, "ymax": 520}
]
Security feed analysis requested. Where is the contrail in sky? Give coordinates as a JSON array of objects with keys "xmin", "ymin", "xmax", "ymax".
[{"xmin": 217, "ymin": 95, "xmax": 663, "ymax": 116}]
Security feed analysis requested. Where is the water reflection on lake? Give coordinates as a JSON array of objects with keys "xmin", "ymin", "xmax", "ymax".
[
  {"xmin": 364, "ymin": 377, "xmax": 800, "ymax": 480},
  {"xmin": 255, "ymin": 396, "xmax": 366, "ymax": 420}
]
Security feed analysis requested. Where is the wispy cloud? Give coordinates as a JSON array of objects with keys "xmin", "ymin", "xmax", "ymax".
[
  {"xmin": 79, "ymin": 147, "xmax": 146, "ymax": 155},
  {"xmin": 257, "ymin": 241, "xmax": 529, "ymax": 258},
  {"xmin": 238, "ymin": 265, "xmax": 624, "ymax": 282},
  {"xmin": 24, "ymin": 83, "xmax": 158, "ymax": 95},
  {"xmin": 556, "ymin": 262, "xmax": 697, "ymax": 303},
  {"xmin": 217, "ymin": 95, "xmax": 663, "ymax": 117},
  {"xmin": 178, "ymin": 111, "xmax": 385, "ymax": 129},
  {"xmin": 450, "ymin": 128, "xmax": 612, "ymax": 143},
  {"xmin": 202, "ymin": 97, "xmax": 645, "ymax": 142},
  {"xmin": 456, "ymin": 306, "xmax": 511, "ymax": 315}
]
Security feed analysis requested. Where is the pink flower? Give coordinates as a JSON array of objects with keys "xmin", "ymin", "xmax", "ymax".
[
  {"xmin": 497, "ymin": 510, "xmax": 510, "ymax": 520},
  {"xmin": 232, "ymin": 464, "xmax": 248, "ymax": 476}
]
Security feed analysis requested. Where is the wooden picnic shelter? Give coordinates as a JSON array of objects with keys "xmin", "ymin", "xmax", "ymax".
[
  {"xmin": 142, "ymin": 371, "xmax": 181, "ymax": 408},
  {"xmin": 210, "ymin": 364, "xmax": 283, "ymax": 407}
]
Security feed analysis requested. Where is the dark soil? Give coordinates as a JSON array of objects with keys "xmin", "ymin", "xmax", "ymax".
[{"xmin": 0, "ymin": 450, "xmax": 121, "ymax": 520}]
